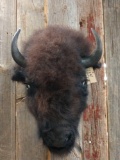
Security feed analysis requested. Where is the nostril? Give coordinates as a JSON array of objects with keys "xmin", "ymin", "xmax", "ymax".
[{"xmin": 65, "ymin": 132, "xmax": 72, "ymax": 142}]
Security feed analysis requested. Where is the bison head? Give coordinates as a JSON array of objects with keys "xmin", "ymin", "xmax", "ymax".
[{"xmin": 11, "ymin": 26, "xmax": 102, "ymax": 155}]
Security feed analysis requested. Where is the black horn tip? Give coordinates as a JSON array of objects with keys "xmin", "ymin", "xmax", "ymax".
[
  {"xmin": 81, "ymin": 28, "xmax": 102, "ymax": 68},
  {"xmin": 11, "ymin": 29, "xmax": 26, "ymax": 68},
  {"xmin": 14, "ymin": 28, "xmax": 21, "ymax": 38}
]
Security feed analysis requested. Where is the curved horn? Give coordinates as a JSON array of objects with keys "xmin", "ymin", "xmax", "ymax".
[
  {"xmin": 11, "ymin": 29, "xmax": 26, "ymax": 67},
  {"xmin": 81, "ymin": 28, "xmax": 102, "ymax": 68}
]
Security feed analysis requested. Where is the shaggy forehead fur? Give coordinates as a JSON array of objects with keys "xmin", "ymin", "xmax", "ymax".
[{"xmin": 23, "ymin": 26, "xmax": 91, "ymax": 87}]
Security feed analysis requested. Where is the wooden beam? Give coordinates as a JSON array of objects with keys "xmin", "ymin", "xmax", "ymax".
[
  {"xmin": 16, "ymin": 0, "xmax": 47, "ymax": 160},
  {"xmin": 77, "ymin": 1, "xmax": 108, "ymax": 160},
  {"xmin": 104, "ymin": 0, "xmax": 120, "ymax": 159},
  {"xmin": 0, "ymin": 0, "xmax": 16, "ymax": 159}
]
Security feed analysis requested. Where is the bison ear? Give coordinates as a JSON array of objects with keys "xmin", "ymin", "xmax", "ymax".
[{"xmin": 12, "ymin": 68, "xmax": 25, "ymax": 82}]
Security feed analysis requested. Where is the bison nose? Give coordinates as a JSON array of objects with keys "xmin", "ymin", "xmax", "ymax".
[
  {"xmin": 51, "ymin": 131, "xmax": 74, "ymax": 148},
  {"xmin": 42, "ymin": 129, "xmax": 75, "ymax": 154}
]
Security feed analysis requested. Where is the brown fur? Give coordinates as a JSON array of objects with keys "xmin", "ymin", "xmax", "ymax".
[{"xmin": 24, "ymin": 26, "xmax": 91, "ymax": 85}]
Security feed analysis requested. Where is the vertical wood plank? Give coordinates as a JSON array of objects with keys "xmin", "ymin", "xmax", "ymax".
[
  {"xmin": 77, "ymin": 1, "xmax": 108, "ymax": 160},
  {"xmin": 104, "ymin": 1, "xmax": 120, "ymax": 159},
  {"xmin": 16, "ymin": 99, "xmax": 47, "ymax": 160},
  {"xmin": 0, "ymin": 0, "xmax": 16, "ymax": 160},
  {"xmin": 0, "ymin": 69, "xmax": 15, "ymax": 160},
  {"xmin": 16, "ymin": 0, "xmax": 47, "ymax": 160},
  {"xmin": 47, "ymin": 0, "xmax": 79, "ymax": 28}
]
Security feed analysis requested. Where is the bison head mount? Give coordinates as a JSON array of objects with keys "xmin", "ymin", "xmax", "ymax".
[{"xmin": 11, "ymin": 26, "xmax": 102, "ymax": 155}]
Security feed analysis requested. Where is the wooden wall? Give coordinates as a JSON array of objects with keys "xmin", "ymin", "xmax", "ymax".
[{"xmin": 0, "ymin": 0, "xmax": 119, "ymax": 160}]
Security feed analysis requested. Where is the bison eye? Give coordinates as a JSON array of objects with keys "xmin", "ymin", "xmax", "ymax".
[
  {"xmin": 24, "ymin": 82, "xmax": 37, "ymax": 96},
  {"xmin": 26, "ymin": 84, "xmax": 31, "ymax": 89},
  {"xmin": 77, "ymin": 79, "xmax": 88, "ymax": 89},
  {"xmin": 79, "ymin": 79, "xmax": 88, "ymax": 88},
  {"xmin": 78, "ymin": 79, "xmax": 88, "ymax": 96},
  {"xmin": 81, "ymin": 80, "xmax": 87, "ymax": 87},
  {"xmin": 24, "ymin": 82, "xmax": 31, "ymax": 89}
]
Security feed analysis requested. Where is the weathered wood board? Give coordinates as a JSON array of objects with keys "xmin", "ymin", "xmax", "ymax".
[
  {"xmin": 16, "ymin": 0, "xmax": 48, "ymax": 160},
  {"xmin": 104, "ymin": 0, "xmax": 120, "ymax": 160},
  {"xmin": 0, "ymin": 68, "xmax": 15, "ymax": 160},
  {"xmin": 76, "ymin": 1, "xmax": 108, "ymax": 160},
  {"xmin": 0, "ymin": 0, "xmax": 16, "ymax": 160}
]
